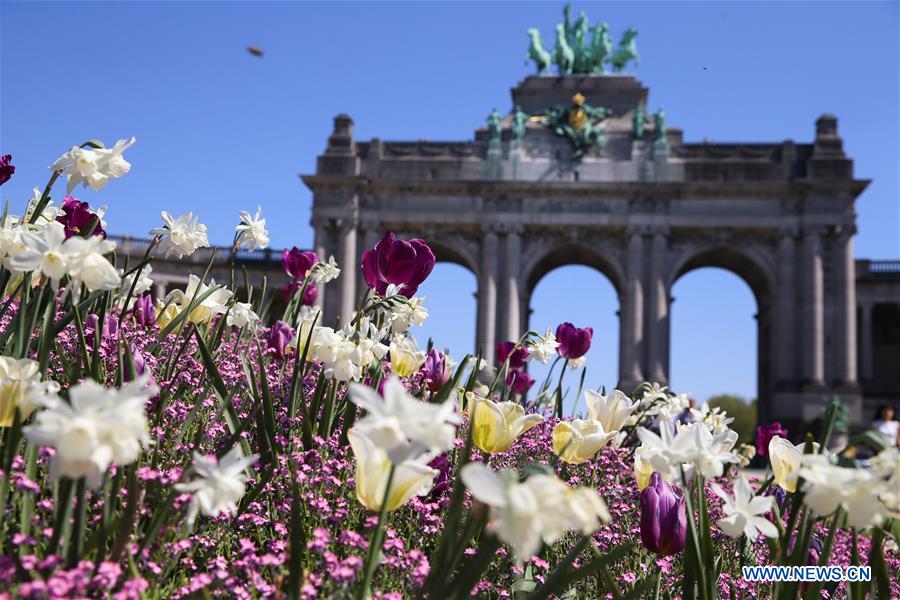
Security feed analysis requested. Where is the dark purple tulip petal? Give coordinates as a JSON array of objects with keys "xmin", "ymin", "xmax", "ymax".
[
  {"xmin": 640, "ymin": 472, "xmax": 686, "ymax": 556},
  {"xmin": 555, "ymin": 322, "xmax": 593, "ymax": 360},
  {"xmin": 360, "ymin": 231, "xmax": 436, "ymax": 298},
  {"xmin": 0, "ymin": 155, "xmax": 14, "ymax": 186}
]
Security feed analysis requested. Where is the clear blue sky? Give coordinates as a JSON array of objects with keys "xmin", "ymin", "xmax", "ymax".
[{"xmin": 2, "ymin": 1, "xmax": 898, "ymax": 403}]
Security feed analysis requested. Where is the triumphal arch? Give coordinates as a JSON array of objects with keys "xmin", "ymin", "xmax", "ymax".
[{"xmin": 302, "ymin": 10, "xmax": 867, "ymax": 423}]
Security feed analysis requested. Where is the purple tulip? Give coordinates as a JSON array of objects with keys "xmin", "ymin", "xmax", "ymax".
[
  {"xmin": 283, "ymin": 281, "xmax": 319, "ymax": 306},
  {"xmin": 765, "ymin": 484, "xmax": 787, "ymax": 515},
  {"xmin": 496, "ymin": 341, "xmax": 528, "ymax": 370},
  {"xmin": 85, "ymin": 313, "xmax": 118, "ymax": 346},
  {"xmin": 756, "ymin": 422, "xmax": 788, "ymax": 457},
  {"xmin": 0, "ymin": 155, "xmax": 14, "ymax": 186},
  {"xmin": 555, "ymin": 322, "xmax": 593, "ymax": 360},
  {"xmin": 640, "ymin": 472, "xmax": 687, "ymax": 556},
  {"xmin": 132, "ymin": 294, "xmax": 156, "ymax": 327},
  {"xmin": 420, "ymin": 348, "xmax": 450, "ymax": 392},
  {"xmin": 427, "ymin": 453, "xmax": 452, "ymax": 498},
  {"xmin": 281, "ymin": 247, "xmax": 319, "ymax": 280},
  {"xmin": 56, "ymin": 196, "xmax": 106, "ymax": 239},
  {"xmin": 361, "ymin": 231, "xmax": 435, "ymax": 298},
  {"xmin": 268, "ymin": 321, "xmax": 293, "ymax": 360},
  {"xmin": 506, "ymin": 369, "xmax": 535, "ymax": 395}
]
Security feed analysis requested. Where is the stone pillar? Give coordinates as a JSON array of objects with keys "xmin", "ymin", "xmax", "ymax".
[
  {"xmin": 774, "ymin": 228, "xmax": 797, "ymax": 385},
  {"xmin": 313, "ymin": 218, "xmax": 330, "ymax": 315},
  {"xmin": 859, "ymin": 302, "xmax": 874, "ymax": 381},
  {"xmin": 501, "ymin": 226, "xmax": 523, "ymax": 343},
  {"xmin": 477, "ymin": 226, "xmax": 499, "ymax": 364},
  {"xmin": 801, "ymin": 227, "xmax": 825, "ymax": 387},
  {"xmin": 356, "ymin": 218, "xmax": 381, "ymax": 299},
  {"xmin": 337, "ymin": 218, "xmax": 358, "ymax": 325},
  {"xmin": 645, "ymin": 227, "xmax": 669, "ymax": 384},
  {"xmin": 619, "ymin": 227, "xmax": 645, "ymax": 388},
  {"xmin": 833, "ymin": 227, "xmax": 857, "ymax": 387},
  {"xmin": 153, "ymin": 282, "xmax": 167, "ymax": 302}
]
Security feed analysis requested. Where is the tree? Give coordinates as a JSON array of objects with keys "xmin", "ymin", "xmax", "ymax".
[{"xmin": 708, "ymin": 394, "xmax": 757, "ymax": 445}]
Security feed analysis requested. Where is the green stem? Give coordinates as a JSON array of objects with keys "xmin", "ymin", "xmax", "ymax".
[{"xmin": 66, "ymin": 478, "xmax": 87, "ymax": 568}]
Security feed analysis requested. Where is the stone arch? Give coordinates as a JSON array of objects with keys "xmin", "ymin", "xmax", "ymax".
[{"xmin": 524, "ymin": 241, "xmax": 626, "ymax": 297}]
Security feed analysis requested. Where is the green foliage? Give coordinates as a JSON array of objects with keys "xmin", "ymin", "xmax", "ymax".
[{"xmin": 708, "ymin": 394, "xmax": 757, "ymax": 444}]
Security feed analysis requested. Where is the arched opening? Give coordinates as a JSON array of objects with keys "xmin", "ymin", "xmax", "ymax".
[
  {"xmin": 528, "ymin": 265, "xmax": 620, "ymax": 416},
  {"xmin": 413, "ymin": 262, "xmax": 477, "ymax": 365},
  {"xmin": 669, "ymin": 244, "xmax": 773, "ymax": 434}
]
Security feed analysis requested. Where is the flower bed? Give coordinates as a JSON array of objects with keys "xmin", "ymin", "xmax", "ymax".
[{"xmin": 0, "ymin": 144, "xmax": 897, "ymax": 599}]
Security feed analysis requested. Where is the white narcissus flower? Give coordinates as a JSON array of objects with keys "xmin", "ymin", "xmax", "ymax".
[
  {"xmin": 567, "ymin": 355, "xmax": 586, "ymax": 370},
  {"xmin": 150, "ymin": 211, "xmax": 210, "ymax": 258},
  {"xmin": 637, "ymin": 421, "xmax": 739, "ymax": 483},
  {"xmin": 585, "ymin": 389, "xmax": 635, "ymax": 434},
  {"xmin": 472, "ymin": 397, "xmax": 544, "ymax": 454},
  {"xmin": 119, "ymin": 264, "xmax": 153, "ymax": 296},
  {"xmin": 165, "ymin": 275, "xmax": 232, "ymax": 325},
  {"xmin": 349, "ymin": 376, "xmax": 461, "ymax": 463},
  {"xmin": 348, "ymin": 429, "xmax": 438, "ymax": 512},
  {"xmin": 51, "ymin": 137, "xmax": 136, "ymax": 193},
  {"xmin": 870, "ymin": 448, "xmax": 900, "ymax": 516},
  {"xmin": 23, "ymin": 376, "xmax": 156, "ymax": 487},
  {"xmin": 226, "ymin": 302, "xmax": 259, "ymax": 329},
  {"xmin": 64, "ymin": 235, "xmax": 121, "ymax": 295},
  {"xmin": 711, "ymin": 476, "xmax": 777, "ymax": 540},
  {"xmin": 175, "ymin": 444, "xmax": 257, "ymax": 528},
  {"xmin": 235, "ymin": 207, "xmax": 269, "ymax": 251},
  {"xmin": 529, "ymin": 329, "xmax": 559, "ymax": 364},
  {"xmin": 387, "ymin": 297, "xmax": 429, "ymax": 333},
  {"xmin": 6, "ymin": 221, "xmax": 69, "ymax": 285},
  {"xmin": 310, "ymin": 255, "xmax": 340, "ymax": 285},
  {"xmin": 552, "ymin": 419, "xmax": 615, "ymax": 464},
  {"xmin": 0, "ymin": 357, "xmax": 59, "ymax": 426},
  {"xmin": 691, "ymin": 402, "xmax": 735, "ymax": 434},
  {"xmin": 24, "ymin": 188, "xmax": 64, "ymax": 226},
  {"xmin": 799, "ymin": 454, "xmax": 884, "ymax": 529},
  {"xmin": 460, "ymin": 463, "xmax": 609, "ymax": 559}
]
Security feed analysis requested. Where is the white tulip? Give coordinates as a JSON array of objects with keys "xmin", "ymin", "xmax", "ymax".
[
  {"xmin": 164, "ymin": 275, "xmax": 232, "ymax": 325},
  {"xmin": 150, "ymin": 211, "xmax": 210, "ymax": 258},
  {"xmin": 768, "ymin": 436, "xmax": 806, "ymax": 493},
  {"xmin": 226, "ymin": 301, "xmax": 259, "ymax": 328},
  {"xmin": 0, "ymin": 357, "xmax": 59, "ymax": 426},
  {"xmin": 585, "ymin": 388, "xmax": 635, "ymax": 434},
  {"xmin": 235, "ymin": 206, "xmax": 269, "ymax": 251},
  {"xmin": 23, "ymin": 376, "xmax": 155, "ymax": 486},
  {"xmin": 710, "ymin": 476, "xmax": 778, "ymax": 540},
  {"xmin": 799, "ymin": 454, "xmax": 884, "ymax": 529},
  {"xmin": 175, "ymin": 445, "xmax": 257, "ymax": 528}
]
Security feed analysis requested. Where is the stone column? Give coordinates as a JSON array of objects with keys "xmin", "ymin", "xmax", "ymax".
[
  {"xmin": 501, "ymin": 226, "xmax": 523, "ymax": 343},
  {"xmin": 477, "ymin": 226, "xmax": 499, "ymax": 364},
  {"xmin": 801, "ymin": 227, "xmax": 825, "ymax": 387},
  {"xmin": 832, "ymin": 227, "xmax": 857, "ymax": 387},
  {"xmin": 356, "ymin": 218, "xmax": 381, "ymax": 299},
  {"xmin": 859, "ymin": 302, "xmax": 874, "ymax": 381},
  {"xmin": 774, "ymin": 228, "xmax": 797, "ymax": 385},
  {"xmin": 645, "ymin": 227, "xmax": 669, "ymax": 384},
  {"xmin": 313, "ymin": 218, "xmax": 330, "ymax": 315},
  {"xmin": 337, "ymin": 218, "xmax": 358, "ymax": 325},
  {"xmin": 619, "ymin": 227, "xmax": 645, "ymax": 387}
]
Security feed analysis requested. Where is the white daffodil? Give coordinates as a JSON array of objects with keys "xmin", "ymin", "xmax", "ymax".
[
  {"xmin": 871, "ymin": 448, "xmax": 900, "ymax": 516},
  {"xmin": 175, "ymin": 444, "xmax": 257, "ymax": 528},
  {"xmin": 585, "ymin": 389, "xmax": 635, "ymax": 434},
  {"xmin": 799, "ymin": 454, "xmax": 884, "ymax": 529},
  {"xmin": 529, "ymin": 329, "xmax": 559, "ymax": 364},
  {"xmin": 691, "ymin": 402, "xmax": 735, "ymax": 434},
  {"xmin": 460, "ymin": 463, "xmax": 609, "ymax": 559},
  {"xmin": 235, "ymin": 206, "xmax": 269, "ymax": 251},
  {"xmin": 349, "ymin": 376, "xmax": 460, "ymax": 463},
  {"xmin": 51, "ymin": 137, "xmax": 136, "ymax": 193},
  {"xmin": 6, "ymin": 221, "xmax": 69, "ymax": 285},
  {"xmin": 0, "ymin": 216, "xmax": 27, "ymax": 268},
  {"xmin": 552, "ymin": 419, "xmax": 615, "ymax": 464},
  {"xmin": 637, "ymin": 421, "xmax": 739, "ymax": 483},
  {"xmin": 310, "ymin": 255, "xmax": 340, "ymax": 285},
  {"xmin": 286, "ymin": 306, "xmax": 321, "ymax": 355},
  {"xmin": 567, "ymin": 355, "xmax": 587, "ymax": 370},
  {"xmin": 0, "ymin": 357, "xmax": 59, "ymax": 426},
  {"xmin": 348, "ymin": 428, "xmax": 438, "ymax": 512},
  {"xmin": 64, "ymin": 235, "xmax": 121, "ymax": 295},
  {"xmin": 150, "ymin": 211, "xmax": 210, "ymax": 258},
  {"xmin": 387, "ymin": 297, "xmax": 429, "ymax": 333},
  {"xmin": 711, "ymin": 476, "xmax": 777, "ymax": 540},
  {"xmin": 226, "ymin": 302, "xmax": 259, "ymax": 329},
  {"xmin": 23, "ymin": 376, "xmax": 155, "ymax": 486},
  {"xmin": 24, "ymin": 188, "xmax": 64, "ymax": 226},
  {"xmin": 472, "ymin": 397, "xmax": 544, "ymax": 454},
  {"xmin": 119, "ymin": 264, "xmax": 153, "ymax": 296},
  {"xmin": 165, "ymin": 275, "xmax": 232, "ymax": 325}
]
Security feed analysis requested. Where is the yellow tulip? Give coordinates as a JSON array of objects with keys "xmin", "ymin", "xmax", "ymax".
[
  {"xmin": 552, "ymin": 419, "xmax": 615, "ymax": 465},
  {"xmin": 634, "ymin": 445, "xmax": 654, "ymax": 490},
  {"xmin": 0, "ymin": 357, "xmax": 44, "ymax": 427},
  {"xmin": 768, "ymin": 435, "xmax": 805, "ymax": 493},
  {"xmin": 389, "ymin": 339, "xmax": 425, "ymax": 378},
  {"xmin": 348, "ymin": 429, "xmax": 438, "ymax": 512},
  {"xmin": 0, "ymin": 380, "xmax": 26, "ymax": 427},
  {"xmin": 155, "ymin": 300, "xmax": 181, "ymax": 331},
  {"xmin": 472, "ymin": 398, "xmax": 543, "ymax": 454}
]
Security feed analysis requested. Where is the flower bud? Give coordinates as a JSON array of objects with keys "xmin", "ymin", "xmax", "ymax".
[
  {"xmin": 555, "ymin": 322, "xmax": 592, "ymax": 360},
  {"xmin": 640, "ymin": 472, "xmax": 686, "ymax": 556}
]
